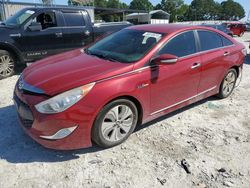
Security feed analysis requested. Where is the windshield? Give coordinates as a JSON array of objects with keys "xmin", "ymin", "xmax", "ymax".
[
  {"xmin": 86, "ymin": 29, "xmax": 163, "ymax": 63},
  {"xmin": 4, "ymin": 9, "xmax": 35, "ymax": 26}
]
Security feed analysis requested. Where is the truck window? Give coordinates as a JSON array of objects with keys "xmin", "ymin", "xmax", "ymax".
[
  {"xmin": 63, "ymin": 12, "xmax": 85, "ymax": 26},
  {"xmin": 4, "ymin": 9, "xmax": 35, "ymax": 26},
  {"xmin": 32, "ymin": 12, "xmax": 57, "ymax": 30}
]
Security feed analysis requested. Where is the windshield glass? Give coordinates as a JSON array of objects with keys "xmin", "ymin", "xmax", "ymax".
[
  {"xmin": 86, "ymin": 29, "xmax": 163, "ymax": 63},
  {"xmin": 4, "ymin": 9, "xmax": 35, "ymax": 26}
]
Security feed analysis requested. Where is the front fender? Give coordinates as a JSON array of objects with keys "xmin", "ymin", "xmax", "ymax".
[{"xmin": 0, "ymin": 42, "xmax": 24, "ymax": 63}]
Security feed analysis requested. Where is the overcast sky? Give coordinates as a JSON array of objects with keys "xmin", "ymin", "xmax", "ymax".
[{"xmin": 11, "ymin": 0, "xmax": 250, "ymax": 21}]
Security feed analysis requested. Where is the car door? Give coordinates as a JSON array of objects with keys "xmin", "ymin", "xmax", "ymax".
[
  {"xmin": 61, "ymin": 10, "xmax": 93, "ymax": 50},
  {"xmin": 196, "ymin": 30, "xmax": 229, "ymax": 93},
  {"xmin": 18, "ymin": 10, "xmax": 65, "ymax": 61},
  {"xmin": 150, "ymin": 31, "xmax": 202, "ymax": 114}
]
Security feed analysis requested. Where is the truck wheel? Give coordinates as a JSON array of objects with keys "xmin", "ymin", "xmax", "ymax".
[
  {"xmin": 0, "ymin": 50, "xmax": 15, "ymax": 80},
  {"xmin": 238, "ymin": 32, "xmax": 244, "ymax": 37},
  {"xmin": 92, "ymin": 99, "xmax": 138, "ymax": 148},
  {"xmin": 217, "ymin": 69, "xmax": 237, "ymax": 99}
]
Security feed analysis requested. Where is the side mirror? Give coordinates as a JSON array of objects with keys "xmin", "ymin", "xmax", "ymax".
[
  {"xmin": 28, "ymin": 22, "xmax": 42, "ymax": 31},
  {"xmin": 152, "ymin": 54, "xmax": 178, "ymax": 65}
]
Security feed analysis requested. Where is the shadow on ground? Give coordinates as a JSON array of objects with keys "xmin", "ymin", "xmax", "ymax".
[
  {"xmin": 0, "ymin": 105, "xmax": 102, "ymax": 164},
  {"xmin": 0, "ymin": 95, "xmax": 219, "ymax": 164},
  {"xmin": 135, "ymin": 96, "xmax": 218, "ymax": 132}
]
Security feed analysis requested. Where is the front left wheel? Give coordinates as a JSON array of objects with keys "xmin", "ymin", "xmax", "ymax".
[
  {"xmin": 0, "ymin": 50, "xmax": 15, "ymax": 80},
  {"xmin": 92, "ymin": 99, "xmax": 138, "ymax": 148}
]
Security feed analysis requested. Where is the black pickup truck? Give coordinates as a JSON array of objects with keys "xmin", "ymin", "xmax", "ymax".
[{"xmin": 0, "ymin": 7, "xmax": 132, "ymax": 79}]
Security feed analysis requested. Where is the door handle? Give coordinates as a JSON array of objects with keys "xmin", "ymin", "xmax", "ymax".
[
  {"xmin": 224, "ymin": 51, "xmax": 230, "ymax": 56},
  {"xmin": 191, "ymin": 62, "xmax": 201, "ymax": 69},
  {"xmin": 55, "ymin": 32, "xmax": 63, "ymax": 38}
]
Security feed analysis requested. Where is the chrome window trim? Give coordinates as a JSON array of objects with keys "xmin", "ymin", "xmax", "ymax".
[
  {"xmin": 152, "ymin": 29, "xmax": 235, "ymax": 61},
  {"xmin": 178, "ymin": 44, "xmax": 235, "ymax": 60},
  {"xmin": 196, "ymin": 29, "xmax": 235, "ymax": 54},
  {"xmin": 150, "ymin": 86, "xmax": 217, "ymax": 116},
  {"xmin": 156, "ymin": 30, "xmax": 199, "ymax": 59}
]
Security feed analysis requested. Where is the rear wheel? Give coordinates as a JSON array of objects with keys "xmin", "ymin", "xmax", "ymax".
[
  {"xmin": 238, "ymin": 32, "xmax": 244, "ymax": 37},
  {"xmin": 217, "ymin": 69, "xmax": 237, "ymax": 99},
  {"xmin": 0, "ymin": 50, "xmax": 15, "ymax": 80},
  {"xmin": 92, "ymin": 99, "xmax": 138, "ymax": 148}
]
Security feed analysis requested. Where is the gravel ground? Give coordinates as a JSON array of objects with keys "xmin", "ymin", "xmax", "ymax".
[{"xmin": 0, "ymin": 33, "xmax": 250, "ymax": 188}]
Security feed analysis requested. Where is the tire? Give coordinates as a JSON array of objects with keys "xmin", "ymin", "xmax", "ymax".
[
  {"xmin": 217, "ymin": 69, "xmax": 237, "ymax": 99},
  {"xmin": 0, "ymin": 50, "xmax": 15, "ymax": 80},
  {"xmin": 238, "ymin": 32, "xmax": 244, "ymax": 37},
  {"xmin": 92, "ymin": 99, "xmax": 138, "ymax": 148}
]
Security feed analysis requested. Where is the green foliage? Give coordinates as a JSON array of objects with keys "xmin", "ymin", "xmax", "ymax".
[
  {"xmin": 183, "ymin": 0, "xmax": 245, "ymax": 21},
  {"xmin": 94, "ymin": 0, "xmax": 107, "ymax": 7},
  {"xmin": 107, "ymin": 0, "xmax": 119, "ymax": 8},
  {"xmin": 221, "ymin": 0, "xmax": 245, "ymax": 20},
  {"xmin": 187, "ymin": 0, "xmax": 221, "ymax": 20},
  {"xmin": 42, "ymin": 0, "xmax": 53, "ymax": 5},
  {"xmin": 176, "ymin": 4, "xmax": 189, "ymax": 21},
  {"xmin": 155, "ymin": 0, "xmax": 185, "ymax": 22},
  {"xmin": 129, "ymin": 0, "xmax": 153, "ymax": 11},
  {"xmin": 68, "ymin": 0, "xmax": 93, "ymax": 6}
]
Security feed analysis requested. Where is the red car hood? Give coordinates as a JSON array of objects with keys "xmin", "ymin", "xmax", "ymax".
[{"xmin": 23, "ymin": 49, "xmax": 134, "ymax": 96}]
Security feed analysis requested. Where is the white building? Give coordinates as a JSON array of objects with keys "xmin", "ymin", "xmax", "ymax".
[{"xmin": 126, "ymin": 10, "xmax": 170, "ymax": 24}]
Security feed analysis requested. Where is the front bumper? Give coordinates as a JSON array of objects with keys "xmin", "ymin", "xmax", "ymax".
[{"xmin": 13, "ymin": 87, "xmax": 94, "ymax": 150}]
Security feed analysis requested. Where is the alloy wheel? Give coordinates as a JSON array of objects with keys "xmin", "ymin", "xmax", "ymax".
[
  {"xmin": 101, "ymin": 105, "xmax": 134, "ymax": 142},
  {"xmin": 222, "ymin": 71, "xmax": 236, "ymax": 96},
  {"xmin": 0, "ymin": 55, "xmax": 14, "ymax": 77}
]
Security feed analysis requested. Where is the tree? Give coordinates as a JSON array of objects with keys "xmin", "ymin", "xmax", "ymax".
[
  {"xmin": 68, "ymin": 0, "xmax": 93, "ymax": 6},
  {"xmin": 41, "ymin": 0, "xmax": 54, "ymax": 5},
  {"xmin": 94, "ymin": 0, "xmax": 107, "ymax": 7},
  {"xmin": 220, "ymin": 0, "xmax": 245, "ymax": 20},
  {"xmin": 129, "ymin": 0, "xmax": 153, "ymax": 11},
  {"xmin": 107, "ymin": 0, "xmax": 119, "ymax": 8},
  {"xmin": 155, "ymin": 0, "xmax": 185, "ymax": 22},
  {"xmin": 184, "ymin": 0, "xmax": 221, "ymax": 21},
  {"xmin": 176, "ymin": 4, "xmax": 189, "ymax": 21},
  {"xmin": 120, "ymin": 2, "xmax": 128, "ymax": 9}
]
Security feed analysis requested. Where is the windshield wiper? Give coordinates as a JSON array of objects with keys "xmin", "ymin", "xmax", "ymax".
[{"xmin": 85, "ymin": 49, "xmax": 118, "ymax": 62}]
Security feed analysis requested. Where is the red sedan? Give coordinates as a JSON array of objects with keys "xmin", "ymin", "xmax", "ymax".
[{"xmin": 14, "ymin": 24, "xmax": 246, "ymax": 150}]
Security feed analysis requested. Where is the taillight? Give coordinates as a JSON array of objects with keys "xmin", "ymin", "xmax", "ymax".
[{"xmin": 242, "ymin": 48, "xmax": 247, "ymax": 56}]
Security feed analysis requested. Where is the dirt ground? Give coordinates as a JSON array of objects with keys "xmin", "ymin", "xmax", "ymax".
[{"xmin": 0, "ymin": 33, "xmax": 250, "ymax": 188}]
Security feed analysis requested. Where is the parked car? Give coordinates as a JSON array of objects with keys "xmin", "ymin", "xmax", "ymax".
[
  {"xmin": 222, "ymin": 22, "xmax": 246, "ymax": 37},
  {"xmin": 0, "ymin": 7, "xmax": 132, "ymax": 79},
  {"xmin": 201, "ymin": 24, "xmax": 233, "ymax": 36},
  {"xmin": 246, "ymin": 23, "xmax": 250, "ymax": 31},
  {"xmin": 14, "ymin": 24, "xmax": 246, "ymax": 150}
]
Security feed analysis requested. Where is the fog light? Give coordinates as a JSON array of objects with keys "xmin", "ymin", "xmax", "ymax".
[{"xmin": 40, "ymin": 126, "xmax": 77, "ymax": 140}]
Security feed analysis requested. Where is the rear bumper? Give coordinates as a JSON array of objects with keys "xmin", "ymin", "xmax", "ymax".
[{"xmin": 14, "ymin": 87, "xmax": 93, "ymax": 150}]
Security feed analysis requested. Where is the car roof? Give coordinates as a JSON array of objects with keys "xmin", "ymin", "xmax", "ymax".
[{"xmin": 128, "ymin": 24, "xmax": 217, "ymax": 34}]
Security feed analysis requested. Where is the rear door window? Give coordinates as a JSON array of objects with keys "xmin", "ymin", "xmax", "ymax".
[
  {"xmin": 158, "ymin": 31, "xmax": 197, "ymax": 57},
  {"xmin": 198, "ymin": 30, "xmax": 223, "ymax": 51},
  {"xmin": 63, "ymin": 12, "xmax": 85, "ymax": 26},
  {"xmin": 221, "ymin": 36, "xmax": 233, "ymax": 46}
]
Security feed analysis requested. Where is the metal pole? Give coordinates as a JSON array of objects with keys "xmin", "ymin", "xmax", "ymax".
[{"xmin": 1, "ymin": 0, "xmax": 6, "ymax": 21}]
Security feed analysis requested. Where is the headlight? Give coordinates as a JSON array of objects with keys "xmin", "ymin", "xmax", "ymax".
[{"xmin": 35, "ymin": 83, "xmax": 95, "ymax": 114}]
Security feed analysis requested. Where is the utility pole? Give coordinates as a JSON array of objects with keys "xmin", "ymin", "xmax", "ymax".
[
  {"xmin": 248, "ymin": 10, "xmax": 250, "ymax": 22},
  {"xmin": 1, "ymin": 0, "xmax": 6, "ymax": 21}
]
